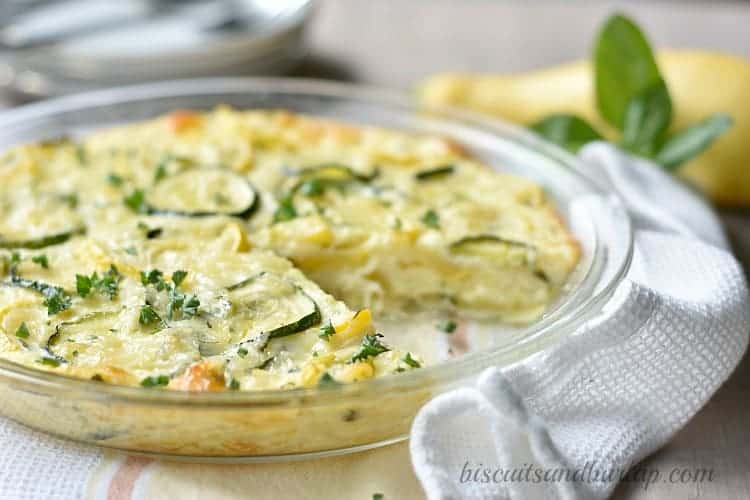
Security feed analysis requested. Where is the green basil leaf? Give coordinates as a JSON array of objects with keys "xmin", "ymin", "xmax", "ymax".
[
  {"xmin": 621, "ymin": 80, "xmax": 672, "ymax": 156},
  {"xmin": 656, "ymin": 114, "xmax": 733, "ymax": 170},
  {"xmin": 530, "ymin": 114, "xmax": 603, "ymax": 153},
  {"xmin": 594, "ymin": 14, "xmax": 664, "ymax": 130}
]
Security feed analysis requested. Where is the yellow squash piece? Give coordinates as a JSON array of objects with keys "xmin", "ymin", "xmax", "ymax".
[{"xmin": 418, "ymin": 50, "xmax": 750, "ymax": 206}]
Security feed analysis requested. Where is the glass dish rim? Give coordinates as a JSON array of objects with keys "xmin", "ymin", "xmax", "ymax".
[{"xmin": 0, "ymin": 77, "xmax": 634, "ymax": 407}]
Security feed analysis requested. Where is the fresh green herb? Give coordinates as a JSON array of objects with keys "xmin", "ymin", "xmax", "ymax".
[
  {"xmin": 415, "ymin": 165, "xmax": 455, "ymax": 181},
  {"xmin": 620, "ymin": 81, "xmax": 672, "ymax": 156},
  {"xmin": 140, "ymin": 375, "xmax": 169, "ymax": 388},
  {"xmin": 9, "ymin": 252, "xmax": 21, "ymax": 271},
  {"xmin": 298, "ymin": 178, "xmax": 325, "ymax": 196},
  {"xmin": 318, "ymin": 372, "xmax": 339, "ymax": 386},
  {"xmin": 153, "ymin": 153, "xmax": 192, "ymax": 183},
  {"xmin": 656, "ymin": 114, "xmax": 733, "ymax": 170},
  {"xmin": 59, "ymin": 193, "xmax": 79, "ymax": 209},
  {"xmin": 437, "ymin": 320, "xmax": 457, "ymax": 333},
  {"xmin": 31, "ymin": 254, "xmax": 49, "ymax": 269},
  {"xmin": 171, "ymin": 270, "xmax": 188, "ymax": 288},
  {"xmin": 139, "ymin": 268, "xmax": 199, "ymax": 321},
  {"xmin": 350, "ymin": 334, "xmax": 390, "ymax": 363},
  {"xmin": 139, "ymin": 304, "xmax": 162, "ymax": 326},
  {"xmin": 124, "ymin": 189, "xmax": 150, "ymax": 214},
  {"xmin": 154, "ymin": 163, "xmax": 167, "ymax": 183},
  {"xmin": 403, "ymin": 353, "xmax": 421, "ymax": 369},
  {"xmin": 140, "ymin": 269, "xmax": 166, "ymax": 290},
  {"xmin": 318, "ymin": 321, "xmax": 335, "ymax": 341},
  {"xmin": 373, "ymin": 494, "xmax": 384, "ymax": 500},
  {"xmin": 107, "ymin": 173, "xmax": 124, "ymax": 187},
  {"xmin": 421, "ymin": 209, "xmax": 440, "ymax": 229},
  {"xmin": 273, "ymin": 196, "xmax": 297, "ymax": 223},
  {"xmin": 76, "ymin": 265, "xmax": 121, "ymax": 300},
  {"xmin": 531, "ymin": 13, "xmax": 732, "ymax": 169},
  {"xmin": 237, "ymin": 347, "xmax": 248, "ymax": 358},
  {"xmin": 228, "ymin": 378, "xmax": 240, "ymax": 390},
  {"xmin": 76, "ymin": 273, "xmax": 96, "ymax": 297},
  {"xmin": 178, "ymin": 294, "xmax": 200, "ymax": 319},
  {"xmin": 15, "ymin": 322, "xmax": 30, "ymax": 339},
  {"xmin": 38, "ymin": 356, "xmax": 61, "ymax": 367},
  {"xmin": 123, "ymin": 246, "xmax": 138, "ymax": 256},
  {"xmin": 166, "ymin": 287, "xmax": 200, "ymax": 321},
  {"xmin": 530, "ymin": 114, "xmax": 603, "ymax": 154},
  {"xmin": 44, "ymin": 288, "xmax": 71, "ymax": 315},
  {"xmin": 594, "ymin": 14, "xmax": 663, "ymax": 131}
]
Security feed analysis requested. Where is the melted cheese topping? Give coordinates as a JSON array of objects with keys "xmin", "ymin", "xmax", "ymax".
[{"xmin": 0, "ymin": 107, "xmax": 578, "ymax": 391}]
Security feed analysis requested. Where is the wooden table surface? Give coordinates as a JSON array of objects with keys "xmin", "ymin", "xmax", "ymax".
[{"xmin": 296, "ymin": 1, "xmax": 750, "ymax": 499}]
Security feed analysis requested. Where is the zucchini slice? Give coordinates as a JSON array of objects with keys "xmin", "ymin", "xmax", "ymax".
[
  {"xmin": 450, "ymin": 235, "xmax": 537, "ymax": 267},
  {"xmin": 0, "ymin": 227, "xmax": 86, "ymax": 250},
  {"xmin": 273, "ymin": 164, "xmax": 378, "ymax": 222},
  {"xmin": 227, "ymin": 272, "xmax": 321, "ymax": 340},
  {"xmin": 146, "ymin": 169, "xmax": 259, "ymax": 218},
  {"xmin": 296, "ymin": 164, "xmax": 379, "ymax": 183},
  {"xmin": 4, "ymin": 275, "xmax": 72, "ymax": 315},
  {"xmin": 415, "ymin": 165, "xmax": 455, "ymax": 181},
  {"xmin": 47, "ymin": 311, "xmax": 117, "ymax": 362}
]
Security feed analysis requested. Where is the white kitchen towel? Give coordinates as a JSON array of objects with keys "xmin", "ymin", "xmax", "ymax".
[{"xmin": 410, "ymin": 142, "xmax": 750, "ymax": 500}]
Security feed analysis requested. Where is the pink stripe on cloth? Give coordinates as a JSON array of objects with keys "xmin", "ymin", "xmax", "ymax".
[{"xmin": 107, "ymin": 456, "xmax": 153, "ymax": 500}]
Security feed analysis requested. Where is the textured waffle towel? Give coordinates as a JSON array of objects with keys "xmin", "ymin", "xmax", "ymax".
[{"xmin": 410, "ymin": 143, "xmax": 750, "ymax": 500}]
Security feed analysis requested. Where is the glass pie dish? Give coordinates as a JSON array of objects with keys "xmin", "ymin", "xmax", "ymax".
[{"xmin": 0, "ymin": 78, "xmax": 632, "ymax": 461}]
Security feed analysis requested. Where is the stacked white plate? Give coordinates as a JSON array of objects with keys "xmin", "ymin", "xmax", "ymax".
[{"xmin": 0, "ymin": 0, "xmax": 315, "ymax": 99}]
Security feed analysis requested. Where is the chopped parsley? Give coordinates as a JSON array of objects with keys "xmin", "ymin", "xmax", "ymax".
[
  {"xmin": 318, "ymin": 372, "xmax": 338, "ymax": 386},
  {"xmin": 59, "ymin": 193, "xmax": 78, "ymax": 209},
  {"xmin": 228, "ymin": 378, "xmax": 240, "ymax": 390},
  {"xmin": 107, "ymin": 173, "xmax": 124, "ymax": 187},
  {"xmin": 31, "ymin": 254, "xmax": 49, "ymax": 269},
  {"xmin": 76, "ymin": 265, "xmax": 121, "ymax": 300},
  {"xmin": 350, "ymin": 334, "xmax": 390, "ymax": 363},
  {"xmin": 298, "ymin": 178, "xmax": 325, "ymax": 197},
  {"xmin": 373, "ymin": 494, "xmax": 384, "ymax": 500},
  {"xmin": 318, "ymin": 321, "xmax": 335, "ymax": 341},
  {"xmin": 38, "ymin": 356, "xmax": 61, "ymax": 367},
  {"xmin": 140, "ymin": 268, "xmax": 200, "ymax": 321},
  {"xmin": 15, "ymin": 322, "xmax": 30, "ymax": 339},
  {"xmin": 124, "ymin": 189, "xmax": 150, "ymax": 214},
  {"xmin": 140, "ymin": 375, "xmax": 169, "ymax": 388},
  {"xmin": 169, "ymin": 292, "xmax": 200, "ymax": 320},
  {"xmin": 154, "ymin": 163, "xmax": 167, "ymax": 183},
  {"xmin": 139, "ymin": 304, "xmax": 162, "ymax": 326},
  {"xmin": 403, "ymin": 353, "xmax": 421, "ymax": 368},
  {"xmin": 436, "ymin": 320, "xmax": 457, "ymax": 334},
  {"xmin": 9, "ymin": 252, "xmax": 21, "ymax": 273},
  {"xmin": 171, "ymin": 270, "xmax": 188, "ymax": 288},
  {"xmin": 140, "ymin": 269, "xmax": 166, "ymax": 290},
  {"xmin": 421, "ymin": 209, "xmax": 440, "ymax": 229},
  {"xmin": 273, "ymin": 196, "xmax": 297, "ymax": 223},
  {"xmin": 237, "ymin": 347, "xmax": 248, "ymax": 358}
]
